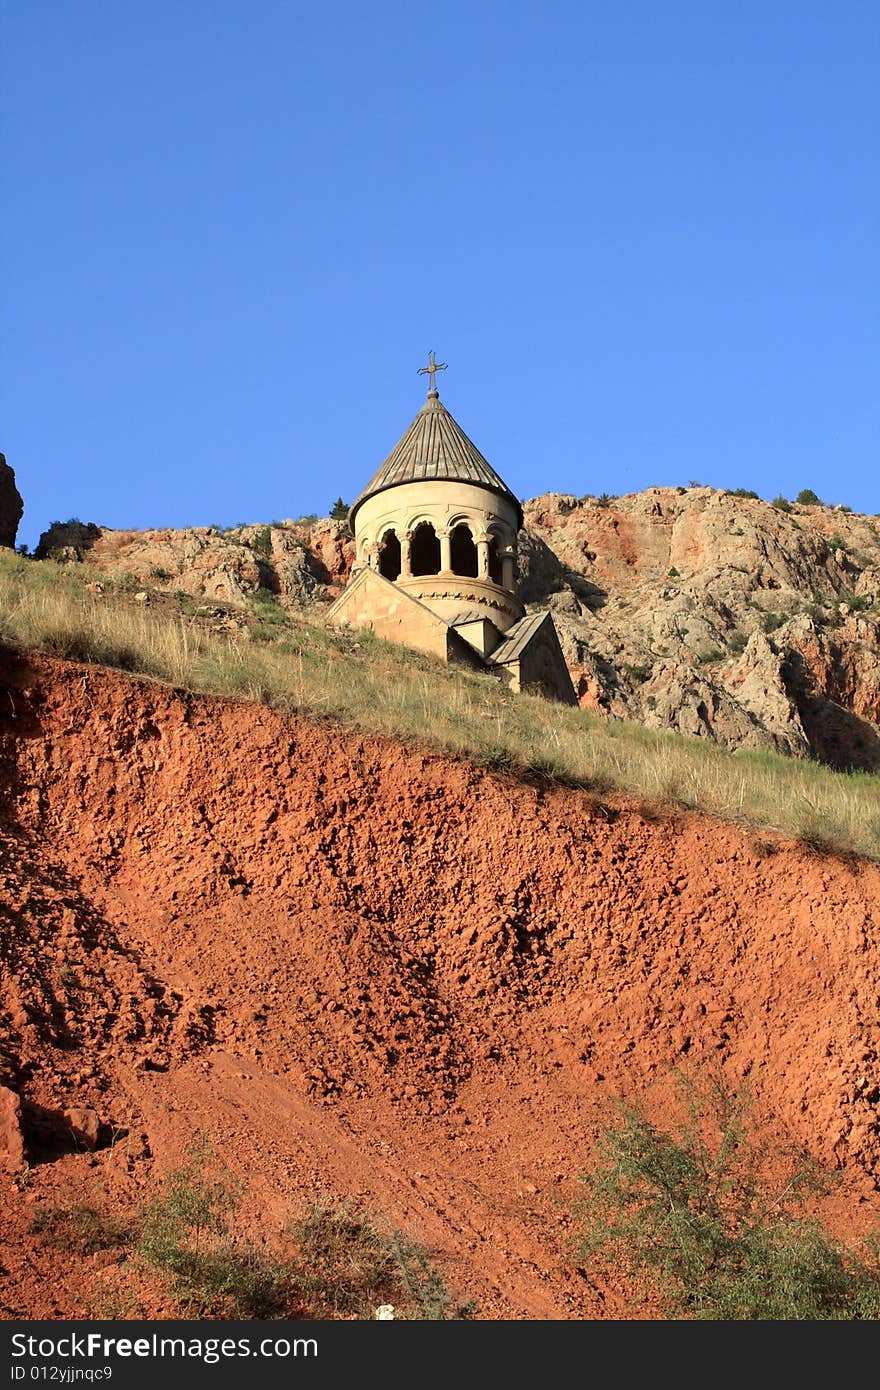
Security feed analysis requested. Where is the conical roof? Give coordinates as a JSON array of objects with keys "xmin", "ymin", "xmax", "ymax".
[{"xmin": 349, "ymin": 390, "xmax": 523, "ymax": 529}]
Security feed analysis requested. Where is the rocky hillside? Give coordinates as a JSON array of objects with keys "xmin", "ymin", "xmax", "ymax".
[
  {"xmin": 34, "ymin": 486, "xmax": 880, "ymax": 770},
  {"xmin": 1, "ymin": 651, "xmax": 879, "ymax": 1318},
  {"xmin": 522, "ymin": 488, "xmax": 880, "ymax": 771}
]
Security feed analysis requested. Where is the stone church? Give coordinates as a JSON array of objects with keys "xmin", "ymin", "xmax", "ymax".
[{"xmin": 327, "ymin": 356, "xmax": 576, "ymax": 704}]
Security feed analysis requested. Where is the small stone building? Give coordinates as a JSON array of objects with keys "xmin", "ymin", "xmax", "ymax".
[{"xmin": 327, "ymin": 368, "xmax": 576, "ymax": 704}]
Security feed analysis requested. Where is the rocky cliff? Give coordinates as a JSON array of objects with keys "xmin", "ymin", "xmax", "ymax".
[
  {"xmin": 0, "ymin": 454, "xmax": 23, "ymax": 549},
  {"xmin": 521, "ymin": 488, "xmax": 880, "ymax": 770},
  {"xmin": 37, "ymin": 486, "xmax": 880, "ymax": 769}
]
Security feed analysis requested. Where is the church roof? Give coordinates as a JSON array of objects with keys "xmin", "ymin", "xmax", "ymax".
[
  {"xmin": 486, "ymin": 611, "xmax": 552, "ymax": 665},
  {"xmin": 349, "ymin": 389, "xmax": 523, "ymax": 530}
]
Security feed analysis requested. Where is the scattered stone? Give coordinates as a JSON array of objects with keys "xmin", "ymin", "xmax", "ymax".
[{"xmin": 63, "ymin": 1106, "xmax": 101, "ymax": 1151}]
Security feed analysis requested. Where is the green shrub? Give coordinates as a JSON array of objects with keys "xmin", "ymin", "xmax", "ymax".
[
  {"xmin": 329, "ymin": 498, "xmax": 349, "ymax": 520},
  {"xmin": 727, "ymin": 630, "xmax": 748, "ymax": 655},
  {"xmin": 772, "ymin": 496, "xmax": 793, "ymax": 513},
  {"xmin": 290, "ymin": 1201, "xmax": 474, "ymax": 1320},
  {"xmin": 251, "ymin": 526, "xmax": 273, "ymax": 558},
  {"xmin": 726, "ymin": 488, "xmax": 759, "ymax": 500},
  {"xmin": 573, "ymin": 1073, "xmax": 880, "ymax": 1319},
  {"xmin": 761, "ymin": 610, "xmax": 789, "ymax": 634},
  {"xmin": 137, "ymin": 1138, "xmax": 472, "ymax": 1319},
  {"xmin": 596, "ymin": 493, "xmax": 614, "ymax": 509},
  {"xmin": 622, "ymin": 663, "xmax": 652, "ymax": 684},
  {"xmin": 796, "ymin": 489, "xmax": 822, "ymax": 506}
]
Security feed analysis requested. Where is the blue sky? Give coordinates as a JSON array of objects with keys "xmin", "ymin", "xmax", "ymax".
[{"xmin": 4, "ymin": 1, "xmax": 878, "ymax": 550}]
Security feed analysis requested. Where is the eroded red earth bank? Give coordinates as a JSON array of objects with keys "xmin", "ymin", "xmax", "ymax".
[{"xmin": 1, "ymin": 651, "xmax": 878, "ymax": 1318}]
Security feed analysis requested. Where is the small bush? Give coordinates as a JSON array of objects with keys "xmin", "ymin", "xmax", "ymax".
[
  {"xmin": 772, "ymin": 496, "xmax": 793, "ymax": 513},
  {"xmin": 251, "ymin": 527, "xmax": 273, "ymax": 558},
  {"xmin": 796, "ymin": 489, "xmax": 822, "ymax": 506},
  {"xmin": 137, "ymin": 1139, "xmax": 472, "ymax": 1319},
  {"xmin": 761, "ymin": 611, "xmax": 789, "ymax": 634},
  {"xmin": 667, "ymin": 567, "xmax": 679, "ymax": 578},
  {"xmin": 329, "ymin": 498, "xmax": 349, "ymax": 520},
  {"xmin": 727, "ymin": 630, "xmax": 748, "ymax": 655},
  {"xmin": 596, "ymin": 493, "xmax": 614, "ymax": 509},
  {"xmin": 726, "ymin": 488, "xmax": 759, "ymax": 500},
  {"xmin": 137, "ymin": 1139, "xmax": 287, "ymax": 1317},
  {"xmin": 290, "ymin": 1201, "xmax": 474, "ymax": 1320},
  {"xmin": 622, "ymin": 663, "xmax": 652, "ymax": 684},
  {"xmin": 573, "ymin": 1073, "xmax": 880, "ymax": 1319}
]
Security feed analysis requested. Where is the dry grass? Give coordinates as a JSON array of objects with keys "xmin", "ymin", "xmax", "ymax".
[{"xmin": 3, "ymin": 550, "xmax": 880, "ymax": 860}]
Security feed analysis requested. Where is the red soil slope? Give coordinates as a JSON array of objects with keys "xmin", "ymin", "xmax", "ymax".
[{"xmin": 1, "ymin": 650, "xmax": 879, "ymax": 1318}]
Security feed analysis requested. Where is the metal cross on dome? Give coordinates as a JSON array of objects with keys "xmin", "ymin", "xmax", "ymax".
[{"xmin": 418, "ymin": 350, "xmax": 447, "ymax": 393}]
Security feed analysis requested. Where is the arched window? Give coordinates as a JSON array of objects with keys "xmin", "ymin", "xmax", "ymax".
[
  {"xmin": 378, "ymin": 528, "xmax": 401, "ymax": 581},
  {"xmin": 410, "ymin": 522, "xmax": 441, "ymax": 576},
  {"xmin": 450, "ymin": 523, "xmax": 478, "ymax": 578},
  {"xmin": 488, "ymin": 534, "xmax": 503, "ymax": 585}
]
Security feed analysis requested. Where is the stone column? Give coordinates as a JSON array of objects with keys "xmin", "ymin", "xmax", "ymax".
[
  {"xmin": 367, "ymin": 544, "xmax": 379, "ymax": 571},
  {"xmin": 438, "ymin": 528, "xmax": 452, "ymax": 575},
  {"xmin": 400, "ymin": 533, "xmax": 412, "ymax": 578},
  {"xmin": 476, "ymin": 533, "xmax": 491, "ymax": 580},
  {"xmin": 501, "ymin": 551, "xmax": 516, "ymax": 591}
]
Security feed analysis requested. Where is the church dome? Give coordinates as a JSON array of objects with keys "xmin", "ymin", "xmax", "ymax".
[{"xmin": 349, "ymin": 388, "xmax": 523, "ymax": 531}]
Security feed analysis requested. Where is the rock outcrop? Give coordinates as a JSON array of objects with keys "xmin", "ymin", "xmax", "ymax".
[
  {"xmin": 0, "ymin": 454, "xmax": 23, "ymax": 549},
  {"xmin": 519, "ymin": 488, "xmax": 880, "ymax": 770},
  {"xmin": 50, "ymin": 519, "xmax": 356, "ymax": 608}
]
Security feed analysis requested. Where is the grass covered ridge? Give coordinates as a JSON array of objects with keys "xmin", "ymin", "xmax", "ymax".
[{"xmin": 2, "ymin": 549, "xmax": 880, "ymax": 860}]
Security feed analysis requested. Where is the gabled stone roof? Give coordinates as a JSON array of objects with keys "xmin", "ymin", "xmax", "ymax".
[
  {"xmin": 349, "ymin": 390, "xmax": 523, "ymax": 529},
  {"xmin": 486, "ymin": 611, "xmax": 553, "ymax": 665}
]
